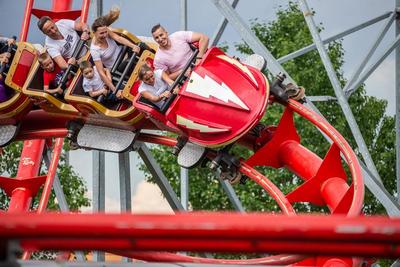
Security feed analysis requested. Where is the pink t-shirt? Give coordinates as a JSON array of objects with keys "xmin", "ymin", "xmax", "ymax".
[{"xmin": 154, "ymin": 31, "xmax": 194, "ymax": 73}]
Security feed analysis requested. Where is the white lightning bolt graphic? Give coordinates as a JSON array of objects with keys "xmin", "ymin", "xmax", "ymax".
[
  {"xmin": 176, "ymin": 115, "xmax": 229, "ymax": 133},
  {"xmin": 186, "ymin": 72, "xmax": 249, "ymax": 110}
]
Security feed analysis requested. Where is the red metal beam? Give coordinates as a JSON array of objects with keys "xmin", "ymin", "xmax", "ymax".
[
  {"xmin": 51, "ymin": 0, "xmax": 72, "ymax": 12},
  {"xmin": 36, "ymin": 138, "xmax": 63, "ymax": 212},
  {"xmin": 8, "ymin": 140, "xmax": 46, "ymax": 212},
  {"xmin": 20, "ymin": 0, "xmax": 35, "ymax": 41},
  {"xmin": 1, "ymin": 213, "xmax": 400, "ymax": 258},
  {"xmin": 287, "ymin": 100, "xmax": 364, "ymax": 216},
  {"xmin": 80, "ymin": 0, "xmax": 90, "ymax": 23}
]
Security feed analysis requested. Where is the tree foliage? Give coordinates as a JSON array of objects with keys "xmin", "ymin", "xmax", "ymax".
[{"xmin": 142, "ymin": 2, "xmax": 395, "ymax": 219}]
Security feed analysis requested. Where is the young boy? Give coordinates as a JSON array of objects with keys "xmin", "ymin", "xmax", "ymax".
[
  {"xmin": 137, "ymin": 64, "xmax": 176, "ymax": 108},
  {"xmin": 38, "ymin": 52, "xmax": 65, "ymax": 99},
  {"xmin": 79, "ymin": 60, "xmax": 115, "ymax": 103}
]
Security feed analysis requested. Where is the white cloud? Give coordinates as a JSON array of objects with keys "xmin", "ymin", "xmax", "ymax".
[
  {"xmin": 132, "ymin": 181, "xmax": 174, "ymax": 214},
  {"xmin": 80, "ymin": 181, "xmax": 175, "ymax": 214},
  {"xmin": 80, "ymin": 190, "xmax": 121, "ymax": 213}
]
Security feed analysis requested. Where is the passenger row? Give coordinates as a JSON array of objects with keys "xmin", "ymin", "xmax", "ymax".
[{"xmin": 0, "ymin": 7, "xmax": 209, "ymax": 126}]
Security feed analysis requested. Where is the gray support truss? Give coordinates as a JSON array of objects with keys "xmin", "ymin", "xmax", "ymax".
[
  {"xmin": 180, "ymin": 0, "xmax": 187, "ymax": 31},
  {"xmin": 118, "ymin": 152, "xmax": 132, "ymax": 212},
  {"xmin": 360, "ymin": 160, "xmax": 400, "ymax": 217},
  {"xmin": 345, "ymin": 33, "xmax": 400, "ymax": 98},
  {"xmin": 395, "ymin": 0, "xmax": 400, "ymax": 203},
  {"xmin": 136, "ymin": 143, "xmax": 184, "ymax": 211},
  {"xmin": 43, "ymin": 149, "xmax": 69, "ymax": 213},
  {"xmin": 278, "ymin": 11, "xmax": 393, "ymax": 64},
  {"xmin": 210, "ymin": 0, "xmax": 240, "ymax": 46},
  {"xmin": 43, "ymin": 147, "xmax": 86, "ymax": 261},
  {"xmin": 180, "ymin": 167, "xmax": 189, "ymax": 210},
  {"xmin": 343, "ymin": 11, "xmax": 396, "ymax": 97},
  {"xmin": 306, "ymin": 95, "xmax": 337, "ymax": 102},
  {"xmin": 95, "ymin": 0, "xmax": 103, "ymax": 17},
  {"xmin": 92, "ymin": 151, "xmax": 105, "ymax": 262},
  {"xmin": 218, "ymin": 179, "xmax": 245, "ymax": 212},
  {"xmin": 210, "ymin": 0, "xmax": 400, "ymax": 216},
  {"xmin": 391, "ymin": 258, "xmax": 400, "ymax": 267},
  {"xmin": 211, "ymin": 0, "xmax": 295, "ymax": 81},
  {"xmin": 297, "ymin": 0, "xmax": 383, "ymax": 185}
]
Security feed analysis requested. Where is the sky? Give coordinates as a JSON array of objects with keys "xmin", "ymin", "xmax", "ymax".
[{"xmin": 0, "ymin": 0, "xmax": 398, "ymax": 212}]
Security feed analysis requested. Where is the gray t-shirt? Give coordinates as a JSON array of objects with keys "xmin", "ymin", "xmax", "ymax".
[
  {"xmin": 90, "ymin": 36, "xmax": 121, "ymax": 69},
  {"xmin": 138, "ymin": 69, "xmax": 169, "ymax": 108}
]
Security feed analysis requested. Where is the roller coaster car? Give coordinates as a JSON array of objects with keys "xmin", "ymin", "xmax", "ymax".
[
  {"xmin": 21, "ymin": 50, "xmax": 80, "ymax": 115},
  {"xmin": 64, "ymin": 29, "xmax": 156, "ymax": 128},
  {"xmin": 133, "ymin": 47, "xmax": 269, "ymax": 148},
  {"xmin": 0, "ymin": 42, "xmax": 36, "ymax": 122},
  {"xmin": 0, "ymin": 42, "xmax": 36, "ymax": 146}
]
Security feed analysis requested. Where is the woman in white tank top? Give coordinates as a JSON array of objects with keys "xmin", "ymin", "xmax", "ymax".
[{"xmin": 90, "ymin": 7, "xmax": 140, "ymax": 98}]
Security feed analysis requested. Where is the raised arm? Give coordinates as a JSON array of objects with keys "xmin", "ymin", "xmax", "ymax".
[
  {"xmin": 52, "ymin": 55, "xmax": 69, "ymax": 70},
  {"xmin": 191, "ymin": 32, "xmax": 209, "ymax": 60},
  {"xmin": 108, "ymin": 29, "xmax": 140, "ymax": 53},
  {"xmin": 74, "ymin": 20, "xmax": 90, "ymax": 40}
]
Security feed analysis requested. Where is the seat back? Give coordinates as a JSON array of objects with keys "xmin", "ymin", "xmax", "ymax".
[
  {"xmin": 5, "ymin": 42, "xmax": 37, "ymax": 92},
  {"xmin": 22, "ymin": 58, "xmax": 79, "ymax": 114}
]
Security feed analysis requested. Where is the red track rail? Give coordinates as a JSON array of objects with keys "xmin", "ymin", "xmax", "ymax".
[
  {"xmin": 1, "ymin": 213, "xmax": 399, "ymax": 258},
  {"xmin": 0, "ymin": 1, "xmax": 370, "ymax": 264}
]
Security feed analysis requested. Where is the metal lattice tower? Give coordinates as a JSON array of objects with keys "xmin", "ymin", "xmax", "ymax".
[{"xmin": 205, "ymin": 0, "xmax": 400, "ymax": 217}]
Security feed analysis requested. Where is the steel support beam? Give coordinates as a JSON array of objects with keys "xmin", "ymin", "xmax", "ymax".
[
  {"xmin": 180, "ymin": 0, "xmax": 187, "ymax": 31},
  {"xmin": 179, "ymin": 0, "xmax": 189, "ymax": 210},
  {"xmin": 345, "ymin": 33, "xmax": 400, "ymax": 98},
  {"xmin": 136, "ymin": 143, "xmax": 184, "ymax": 211},
  {"xmin": 211, "ymin": 0, "xmax": 295, "ymax": 80},
  {"xmin": 306, "ymin": 95, "xmax": 337, "ymax": 102},
  {"xmin": 95, "ymin": 0, "xmax": 102, "ymax": 17},
  {"xmin": 343, "ymin": 11, "xmax": 396, "ymax": 97},
  {"xmin": 118, "ymin": 151, "xmax": 132, "ymax": 263},
  {"xmin": 297, "ymin": 0, "xmax": 383, "ymax": 184},
  {"xmin": 210, "ymin": 0, "xmax": 400, "ymax": 216},
  {"xmin": 360, "ymin": 160, "xmax": 400, "ymax": 217},
  {"xmin": 218, "ymin": 179, "xmax": 245, "ymax": 212},
  {"xmin": 118, "ymin": 152, "xmax": 131, "ymax": 213},
  {"xmin": 93, "ymin": 0, "xmax": 104, "ymax": 261},
  {"xmin": 42, "ymin": 147, "xmax": 86, "ymax": 261},
  {"xmin": 391, "ymin": 259, "xmax": 400, "ymax": 267},
  {"xmin": 92, "ymin": 150, "xmax": 105, "ymax": 262},
  {"xmin": 278, "ymin": 11, "xmax": 393, "ymax": 64},
  {"xmin": 210, "ymin": 0, "xmax": 240, "ymax": 46},
  {"xmin": 180, "ymin": 168, "xmax": 189, "ymax": 210}
]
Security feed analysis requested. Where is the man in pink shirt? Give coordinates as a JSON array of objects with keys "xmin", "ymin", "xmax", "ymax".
[{"xmin": 151, "ymin": 24, "xmax": 209, "ymax": 80}]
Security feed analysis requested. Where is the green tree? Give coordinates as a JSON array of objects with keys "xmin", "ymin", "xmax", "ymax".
[
  {"xmin": 0, "ymin": 141, "xmax": 90, "ymax": 211},
  {"xmin": 142, "ymin": 0, "xmax": 395, "ymax": 224}
]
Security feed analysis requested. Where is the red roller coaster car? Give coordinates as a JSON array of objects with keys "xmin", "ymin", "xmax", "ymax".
[{"xmin": 134, "ymin": 47, "xmax": 269, "ymax": 148}]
